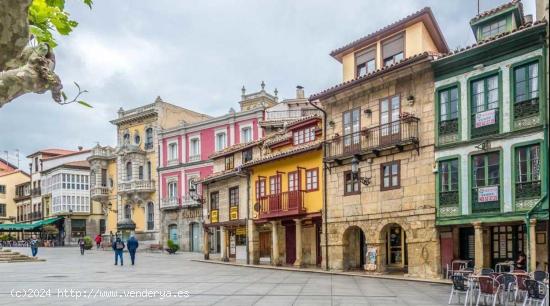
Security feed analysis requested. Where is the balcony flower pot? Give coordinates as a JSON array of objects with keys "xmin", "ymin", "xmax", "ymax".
[
  {"xmin": 165, "ymin": 239, "xmax": 179, "ymax": 254},
  {"xmin": 406, "ymin": 95, "xmax": 415, "ymax": 106}
]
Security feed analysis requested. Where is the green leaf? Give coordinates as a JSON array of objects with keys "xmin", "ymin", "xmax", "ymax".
[
  {"xmin": 61, "ymin": 91, "xmax": 67, "ymax": 101},
  {"xmin": 45, "ymin": 0, "xmax": 65, "ymax": 9},
  {"xmin": 77, "ymin": 100, "xmax": 93, "ymax": 108},
  {"xmin": 83, "ymin": 0, "xmax": 93, "ymax": 10}
]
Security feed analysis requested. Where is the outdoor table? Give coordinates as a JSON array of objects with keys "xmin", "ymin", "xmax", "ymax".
[{"xmin": 495, "ymin": 262, "xmax": 513, "ymax": 273}]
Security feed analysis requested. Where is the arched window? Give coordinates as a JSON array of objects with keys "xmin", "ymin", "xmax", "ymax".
[
  {"xmin": 123, "ymin": 133, "xmax": 130, "ymax": 144},
  {"xmin": 147, "ymin": 202, "xmax": 154, "ymax": 230},
  {"xmin": 126, "ymin": 162, "xmax": 132, "ymax": 181},
  {"xmin": 145, "ymin": 128, "xmax": 153, "ymax": 149},
  {"xmin": 138, "ymin": 166, "xmax": 144, "ymax": 180},
  {"xmin": 124, "ymin": 204, "xmax": 131, "ymax": 219},
  {"xmin": 134, "ymin": 132, "xmax": 141, "ymax": 145}
]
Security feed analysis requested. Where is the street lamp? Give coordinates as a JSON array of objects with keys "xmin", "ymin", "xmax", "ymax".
[{"xmin": 351, "ymin": 156, "xmax": 371, "ymax": 186}]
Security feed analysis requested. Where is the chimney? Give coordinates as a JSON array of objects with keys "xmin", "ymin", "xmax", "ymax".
[
  {"xmin": 296, "ymin": 85, "xmax": 305, "ymax": 99},
  {"xmin": 524, "ymin": 14, "xmax": 533, "ymax": 24}
]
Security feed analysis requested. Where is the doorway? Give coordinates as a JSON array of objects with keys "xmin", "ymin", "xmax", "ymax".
[
  {"xmin": 285, "ymin": 223, "xmax": 296, "ymax": 264},
  {"xmin": 259, "ymin": 231, "xmax": 271, "ymax": 258},
  {"xmin": 343, "ymin": 226, "xmax": 366, "ymax": 270},
  {"xmin": 190, "ymin": 223, "xmax": 201, "ymax": 252},
  {"xmin": 168, "ymin": 224, "xmax": 178, "ymax": 244},
  {"xmin": 385, "ymin": 224, "xmax": 407, "ymax": 269}
]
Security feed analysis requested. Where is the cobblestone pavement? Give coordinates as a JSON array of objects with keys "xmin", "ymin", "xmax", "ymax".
[{"xmin": 0, "ymin": 247, "xmax": 450, "ymax": 305}]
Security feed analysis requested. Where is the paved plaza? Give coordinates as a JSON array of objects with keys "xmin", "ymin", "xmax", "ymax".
[{"xmin": 0, "ymin": 247, "xmax": 450, "ymax": 305}]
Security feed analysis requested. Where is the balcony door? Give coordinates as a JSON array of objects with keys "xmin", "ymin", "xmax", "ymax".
[
  {"xmin": 380, "ymin": 95, "xmax": 400, "ymax": 146},
  {"xmin": 269, "ymin": 175, "xmax": 282, "ymax": 211},
  {"xmin": 343, "ymin": 109, "xmax": 360, "ymax": 154}
]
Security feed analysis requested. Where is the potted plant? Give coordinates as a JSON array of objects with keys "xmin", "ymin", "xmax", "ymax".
[
  {"xmin": 166, "ymin": 239, "xmax": 179, "ymax": 254},
  {"xmin": 83, "ymin": 236, "xmax": 93, "ymax": 250},
  {"xmin": 406, "ymin": 95, "xmax": 415, "ymax": 105}
]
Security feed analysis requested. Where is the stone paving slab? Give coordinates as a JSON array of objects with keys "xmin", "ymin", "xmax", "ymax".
[{"xmin": 0, "ymin": 247, "xmax": 453, "ymax": 305}]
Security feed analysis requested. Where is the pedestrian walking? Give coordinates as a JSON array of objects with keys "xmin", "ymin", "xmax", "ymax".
[
  {"xmin": 95, "ymin": 234, "xmax": 102, "ymax": 250},
  {"xmin": 29, "ymin": 236, "xmax": 38, "ymax": 257},
  {"xmin": 77, "ymin": 238, "xmax": 85, "ymax": 255},
  {"xmin": 127, "ymin": 234, "xmax": 139, "ymax": 265},
  {"xmin": 112, "ymin": 237, "xmax": 125, "ymax": 266}
]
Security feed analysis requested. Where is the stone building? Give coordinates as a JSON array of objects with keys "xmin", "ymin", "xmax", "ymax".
[
  {"xmin": 310, "ymin": 7, "xmax": 449, "ymax": 278},
  {"xmin": 433, "ymin": 0, "xmax": 548, "ymax": 272}
]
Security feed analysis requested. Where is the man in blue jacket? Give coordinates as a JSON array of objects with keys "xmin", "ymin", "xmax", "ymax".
[
  {"xmin": 127, "ymin": 234, "xmax": 139, "ymax": 266},
  {"xmin": 112, "ymin": 236, "xmax": 125, "ymax": 266}
]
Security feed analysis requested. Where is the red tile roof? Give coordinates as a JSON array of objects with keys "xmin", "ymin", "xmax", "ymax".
[
  {"xmin": 42, "ymin": 149, "xmax": 91, "ymax": 160},
  {"xmin": 241, "ymin": 140, "xmax": 323, "ymax": 168},
  {"xmin": 198, "ymin": 168, "xmax": 240, "ymax": 184},
  {"xmin": 26, "ymin": 148, "xmax": 78, "ymax": 158},
  {"xmin": 209, "ymin": 139, "xmax": 263, "ymax": 159},
  {"xmin": 470, "ymin": 0, "xmax": 523, "ymax": 23},
  {"xmin": 0, "ymin": 169, "xmax": 29, "ymax": 178}
]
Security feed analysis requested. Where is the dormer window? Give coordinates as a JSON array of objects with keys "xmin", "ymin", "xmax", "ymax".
[
  {"xmin": 356, "ymin": 47, "xmax": 376, "ymax": 77},
  {"xmin": 382, "ymin": 34, "xmax": 404, "ymax": 67},
  {"xmin": 293, "ymin": 126, "xmax": 316, "ymax": 145},
  {"xmin": 480, "ymin": 18, "xmax": 507, "ymax": 39}
]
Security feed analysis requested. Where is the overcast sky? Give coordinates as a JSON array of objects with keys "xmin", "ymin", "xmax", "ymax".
[{"xmin": 0, "ymin": 0, "xmax": 537, "ymax": 166}]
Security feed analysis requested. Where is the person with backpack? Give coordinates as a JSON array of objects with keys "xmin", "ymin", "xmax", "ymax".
[
  {"xmin": 94, "ymin": 234, "xmax": 102, "ymax": 250},
  {"xmin": 112, "ymin": 236, "xmax": 125, "ymax": 266},
  {"xmin": 29, "ymin": 236, "xmax": 38, "ymax": 257},
  {"xmin": 126, "ymin": 234, "xmax": 139, "ymax": 265},
  {"xmin": 77, "ymin": 238, "xmax": 85, "ymax": 255}
]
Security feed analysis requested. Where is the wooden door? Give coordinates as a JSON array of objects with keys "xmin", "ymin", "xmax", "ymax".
[
  {"xmin": 380, "ymin": 96, "xmax": 401, "ymax": 146},
  {"xmin": 440, "ymin": 232, "xmax": 454, "ymax": 274},
  {"xmin": 259, "ymin": 231, "xmax": 271, "ymax": 258},
  {"xmin": 285, "ymin": 223, "xmax": 296, "ymax": 264}
]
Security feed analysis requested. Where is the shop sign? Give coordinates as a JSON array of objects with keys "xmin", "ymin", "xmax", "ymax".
[
  {"xmin": 365, "ymin": 247, "xmax": 377, "ymax": 271},
  {"xmin": 210, "ymin": 209, "xmax": 219, "ymax": 223},
  {"xmin": 478, "ymin": 186, "xmax": 499, "ymax": 202},
  {"xmin": 475, "ymin": 109, "xmax": 496, "ymax": 128},
  {"xmin": 230, "ymin": 206, "xmax": 238, "ymax": 220}
]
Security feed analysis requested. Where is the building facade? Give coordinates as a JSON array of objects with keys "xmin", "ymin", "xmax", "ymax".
[
  {"xmin": 158, "ymin": 84, "xmax": 273, "ymax": 252},
  {"xmin": 89, "ymin": 97, "xmax": 210, "ymax": 243},
  {"xmin": 0, "ymin": 170, "xmax": 29, "ymax": 224},
  {"xmin": 433, "ymin": 1, "xmax": 548, "ymax": 272},
  {"xmin": 311, "ymin": 8, "xmax": 448, "ymax": 278}
]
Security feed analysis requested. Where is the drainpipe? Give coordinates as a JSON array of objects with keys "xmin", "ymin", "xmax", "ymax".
[
  {"xmin": 246, "ymin": 170, "xmax": 250, "ymax": 265},
  {"xmin": 308, "ymin": 99, "xmax": 329, "ymax": 270}
]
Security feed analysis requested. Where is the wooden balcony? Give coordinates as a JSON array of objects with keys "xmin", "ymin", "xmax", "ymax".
[
  {"xmin": 258, "ymin": 190, "xmax": 306, "ymax": 219},
  {"xmin": 325, "ymin": 117, "xmax": 419, "ymax": 161}
]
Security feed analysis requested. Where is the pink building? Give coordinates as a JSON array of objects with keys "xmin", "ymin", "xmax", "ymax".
[{"xmin": 158, "ymin": 83, "xmax": 277, "ymax": 251}]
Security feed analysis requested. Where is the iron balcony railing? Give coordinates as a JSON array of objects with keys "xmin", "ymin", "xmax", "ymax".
[
  {"xmin": 265, "ymin": 109, "xmax": 322, "ymax": 120},
  {"xmin": 118, "ymin": 180, "xmax": 155, "ymax": 193},
  {"xmin": 515, "ymin": 181, "xmax": 541, "ymax": 200},
  {"xmin": 439, "ymin": 190, "xmax": 459, "ymax": 206},
  {"xmin": 31, "ymin": 188, "xmax": 41, "ymax": 196},
  {"xmin": 160, "ymin": 197, "xmax": 180, "ymax": 210},
  {"xmin": 160, "ymin": 194, "xmax": 201, "ymax": 209},
  {"xmin": 471, "ymin": 108, "xmax": 499, "ymax": 138},
  {"xmin": 188, "ymin": 155, "xmax": 201, "ymax": 163},
  {"xmin": 472, "ymin": 185, "xmax": 500, "ymax": 214},
  {"xmin": 514, "ymin": 98, "xmax": 539, "ymax": 120},
  {"xmin": 258, "ymin": 190, "xmax": 306, "ymax": 219},
  {"xmin": 182, "ymin": 193, "xmax": 201, "ymax": 207},
  {"xmin": 439, "ymin": 118, "xmax": 459, "ymax": 136},
  {"xmin": 326, "ymin": 117, "xmax": 419, "ymax": 160},
  {"xmin": 144, "ymin": 142, "xmax": 154, "ymax": 150}
]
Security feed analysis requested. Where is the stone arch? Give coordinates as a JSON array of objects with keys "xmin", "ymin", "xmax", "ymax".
[
  {"xmin": 342, "ymin": 225, "xmax": 366, "ymax": 271},
  {"xmin": 377, "ymin": 221, "xmax": 410, "ymax": 272}
]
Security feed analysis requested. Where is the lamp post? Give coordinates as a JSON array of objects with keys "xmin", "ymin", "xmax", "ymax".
[{"xmin": 351, "ymin": 156, "xmax": 372, "ymax": 186}]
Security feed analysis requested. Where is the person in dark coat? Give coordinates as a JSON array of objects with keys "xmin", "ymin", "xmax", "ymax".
[
  {"xmin": 77, "ymin": 238, "xmax": 85, "ymax": 255},
  {"xmin": 112, "ymin": 237, "xmax": 125, "ymax": 266},
  {"xmin": 127, "ymin": 234, "xmax": 139, "ymax": 265},
  {"xmin": 29, "ymin": 236, "xmax": 39, "ymax": 257}
]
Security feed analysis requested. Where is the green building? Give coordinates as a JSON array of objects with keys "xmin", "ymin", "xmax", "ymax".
[{"xmin": 432, "ymin": 0, "xmax": 548, "ymax": 272}]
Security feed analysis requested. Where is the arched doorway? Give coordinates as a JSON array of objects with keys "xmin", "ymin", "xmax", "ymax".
[
  {"xmin": 383, "ymin": 223, "xmax": 408, "ymax": 272},
  {"xmin": 168, "ymin": 224, "xmax": 178, "ymax": 244},
  {"xmin": 342, "ymin": 226, "xmax": 366, "ymax": 270}
]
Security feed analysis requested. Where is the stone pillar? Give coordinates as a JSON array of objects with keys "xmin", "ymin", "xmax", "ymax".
[
  {"xmin": 64, "ymin": 217, "xmax": 72, "ymax": 246},
  {"xmin": 203, "ymin": 227, "xmax": 210, "ymax": 260},
  {"xmin": 220, "ymin": 226, "xmax": 228, "ymax": 261},
  {"xmin": 529, "ymin": 219, "xmax": 537, "ymax": 272},
  {"xmin": 248, "ymin": 219, "xmax": 259, "ymax": 264},
  {"xmin": 294, "ymin": 219, "xmax": 303, "ymax": 267},
  {"xmin": 473, "ymin": 222, "xmax": 484, "ymax": 269},
  {"xmin": 452, "ymin": 227, "xmax": 460, "ymax": 259},
  {"xmin": 271, "ymin": 221, "xmax": 280, "ymax": 266}
]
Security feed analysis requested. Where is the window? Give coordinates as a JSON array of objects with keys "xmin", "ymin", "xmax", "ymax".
[
  {"xmin": 306, "ymin": 168, "xmax": 319, "ymax": 191},
  {"xmin": 138, "ymin": 166, "xmax": 144, "ymax": 180},
  {"xmin": 269, "ymin": 175, "xmax": 281, "ymax": 195},
  {"xmin": 168, "ymin": 181, "xmax": 177, "ymax": 198},
  {"xmin": 516, "ymin": 144, "xmax": 541, "ymax": 200},
  {"xmin": 241, "ymin": 127, "xmax": 252, "ymax": 143},
  {"xmin": 229, "ymin": 187, "xmax": 239, "ymax": 207},
  {"xmin": 356, "ymin": 47, "xmax": 376, "ymax": 77},
  {"xmin": 382, "ymin": 34, "xmax": 404, "ymax": 67},
  {"xmin": 215, "ymin": 132, "xmax": 226, "ymax": 151},
  {"xmin": 99, "ymin": 219, "xmax": 106, "ymax": 234},
  {"xmin": 380, "ymin": 95, "xmax": 401, "ymax": 139},
  {"xmin": 472, "ymin": 152, "xmax": 500, "ymax": 212},
  {"xmin": 343, "ymin": 109, "xmax": 360, "ymax": 150},
  {"xmin": 124, "ymin": 204, "xmax": 131, "ymax": 219},
  {"xmin": 225, "ymin": 155, "xmax": 234, "ymax": 170},
  {"xmin": 210, "ymin": 191, "xmax": 219, "ymax": 210},
  {"xmin": 189, "ymin": 138, "xmax": 200, "ymax": 159},
  {"xmin": 71, "ymin": 219, "xmax": 86, "ymax": 238},
  {"xmin": 145, "ymin": 128, "xmax": 153, "ymax": 149},
  {"xmin": 242, "ymin": 148, "xmax": 253, "ymax": 164},
  {"xmin": 471, "ymin": 75, "xmax": 499, "ymax": 114},
  {"xmin": 126, "ymin": 162, "xmax": 132, "ymax": 181},
  {"xmin": 34, "ymin": 157, "xmax": 38, "ymax": 172},
  {"xmin": 168, "ymin": 142, "xmax": 178, "ymax": 161},
  {"xmin": 147, "ymin": 202, "xmax": 154, "ymax": 230},
  {"xmin": 147, "ymin": 161, "xmax": 152, "ymax": 180},
  {"xmin": 481, "ymin": 18, "xmax": 507, "ymax": 39},
  {"xmin": 288, "ymin": 171, "xmax": 299, "ymax": 191},
  {"xmin": 123, "ymin": 133, "xmax": 130, "ymax": 144},
  {"xmin": 101, "ymin": 169, "xmax": 107, "ymax": 187},
  {"xmin": 439, "ymin": 87, "xmax": 459, "ymax": 122},
  {"xmin": 255, "ymin": 179, "xmax": 266, "ymax": 199},
  {"xmin": 293, "ymin": 126, "xmax": 316, "ymax": 145},
  {"xmin": 0, "ymin": 185, "xmax": 5, "ymax": 194},
  {"xmin": 381, "ymin": 161, "xmax": 400, "ymax": 190},
  {"xmin": 0, "ymin": 204, "xmax": 6, "ymax": 217},
  {"xmin": 514, "ymin": 62, "xmax": 539, "ymax": 103},
  {"xmin": 440, "ymin": 159, "xmax": 458, "ymax": 192},
  {"xmin": 134, "ymin": 133, "xmax": 141, "ymax": 145},
  {"xmin": 344, "ymin": 171, "xmax": 360, "ymax": 195}
]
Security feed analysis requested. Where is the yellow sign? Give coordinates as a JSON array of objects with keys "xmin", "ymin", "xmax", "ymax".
[
  {"xmin": 236, "ymin": 227, "xmax": 246, "ymax": 235},
  {"xmin": 230, "ymin": 206, "xmax": 238, "ymax": 220},
  {"xmin": 210, "ymin": 209, "xmax": 219, "ymax": 223}
]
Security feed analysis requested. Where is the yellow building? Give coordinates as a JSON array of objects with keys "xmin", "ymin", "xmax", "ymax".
[
  {"xmin": 245, "ymin": 115, "xmax": 324, "ymax": 267},
  {"xmin": 0, "ymin": 170, "xmax": 30, "ymax": 224},
  {"xmin": 89, "ymin": 97, "xmax": 210, "ymax": 243}
]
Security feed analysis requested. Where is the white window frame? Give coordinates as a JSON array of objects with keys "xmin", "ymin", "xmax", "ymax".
[
  {"xmin": 189, "ymin": 136, "xmax": 201, "ymax": 162},
  {"xmin": 167, "ymin": 179, "xmax": 178, "ymax": 199},
  {"xmin": 167, "ymin": 141, "xmax": 178, "ymax": 161},
  {"xmin": 215, "ymin": 130, "xmax": 227, "ymax": 152},
  {"xmin": 240, "ymin": 123, "xmax": 253, "ymax": 144}
]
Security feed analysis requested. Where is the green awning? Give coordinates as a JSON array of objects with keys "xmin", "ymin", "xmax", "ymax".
[{"xmin": 0, "ymin": 217, "xmax": 63, "ymax": 232}]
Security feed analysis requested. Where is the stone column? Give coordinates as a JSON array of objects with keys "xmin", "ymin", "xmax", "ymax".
[
  {"xmin": 271, "ymin": 221, "xmax": 280, "ymax": 266},
  {"xmin": 473, "ymin": 222, "xmax": 484, "ymax": 269},
  {"xmin": 220, "ymin": 226, "xmax": 228, "ymax": 261},
  {"xmin": 248, "ymin": 219, "xmax": 259, "ymax": 264},
  {"xmin": 203, "ymin": 227, "xmax": 210, "ymax": 260},
  {"xmin": 64, "ymin": 217, "xmax": 72, "ymax": 246},
  {"xmin": 294, "ymin": 219, "xmax": 303, "ymax": 267},
  {"xmin": 529, "ymin": 219, "xmax": 537, "ymax": 272}
]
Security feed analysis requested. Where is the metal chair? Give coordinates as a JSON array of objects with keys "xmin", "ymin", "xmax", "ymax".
[
  {"xmin": 476, "ymin": 276, "xmax": 501, "ymax": 306},
  {"xmin": 447, "ymin": 260, "xmax": 468, "ymax": 279},
  {"xmin": 531, "ymin": 271, "xmax": 549, "ymax": 282},
  {"xmin": 480, "ymin": 268, "xmax": 495, "ymax": 276},
  {"xmin": 522, "ymin": 279, "xmax": 546, "ymax": 306},
  {"xmin": 449, "ymin": 274, "xmax": 470, "ymax": 305},
  {"xmin": 514, "ymin": 273, "xmax": 530, "ymax": 302},
  {"xmin": 496, "ymin": 273, "xmax": 517, "ymax": 306}
]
